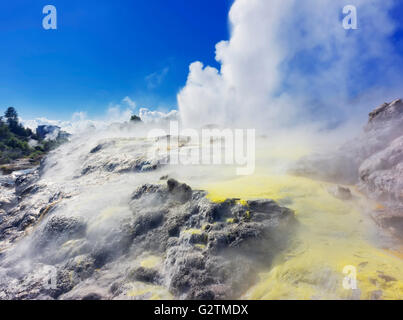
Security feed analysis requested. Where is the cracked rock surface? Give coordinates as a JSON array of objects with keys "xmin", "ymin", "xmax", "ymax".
[{"xmin": 0, "ymin": 129, "xmax": 296, "ymax": 300}]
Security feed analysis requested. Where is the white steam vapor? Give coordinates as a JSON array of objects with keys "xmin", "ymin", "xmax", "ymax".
[
  {"xmin": 22, "ymin": 98, "xmax": 177, "ymax": 134},
  {"xmin": 178, "ymin": 0, "xmax": 402, "ymax": 130},
  {"xmin": 139, "ymin": 108, "xmax": 179, "ymax": 123},
  {"xmin": 122, "ymin": 96, "xmax": 137, "ymax": 109}
]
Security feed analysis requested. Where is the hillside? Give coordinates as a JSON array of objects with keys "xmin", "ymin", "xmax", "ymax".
[{"xmin": 0, "ymin": 107, "xmax": 68, "ymax": 172}]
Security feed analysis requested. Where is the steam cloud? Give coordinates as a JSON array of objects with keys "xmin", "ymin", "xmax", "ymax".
[
  {"xmin": 22, "ymin": 103, "xmax": 178, "ymax": 135},
  {"xmin": 178, "ymin": 0, "xmax": 403, "ymax": 131}
]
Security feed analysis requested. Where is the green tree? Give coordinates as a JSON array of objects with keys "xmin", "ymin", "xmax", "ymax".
[
  {"xmin": 0, "ymin": 118, "xmax": 10, "ymax": 140},
  {"xmin": 5, "ymin": 107, "xmax": 18, "ymax": 123},
  {"xmin": 0, "ymin": 107, "xmax": 69, "ymax": 165},
  {"xmin": 3, "ymin": 107, "xmax": 32, "ymax": 137},
  {"xmin": 130, "ymin": 115, "xmax": 142, "ymax": 123},
  {"xmin": 4, "ymin": 107, "xmax": 19, "ymax": 133}
]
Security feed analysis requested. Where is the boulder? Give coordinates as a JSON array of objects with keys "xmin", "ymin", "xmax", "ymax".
[
  {"xmin": 292, "ymin": 99, "xmax": 403, "ymax": 238},
  {"xmin": 127, "ymin": 179, "xmax": 297, "ymax": 299}
]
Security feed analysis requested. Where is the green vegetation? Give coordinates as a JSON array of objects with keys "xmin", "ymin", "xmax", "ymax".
[{"xmin": 0, "ymin": 107, "xmax": 68, "ymax": 165}]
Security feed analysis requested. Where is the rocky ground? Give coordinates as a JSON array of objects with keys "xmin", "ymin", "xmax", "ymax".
[
  {"xmin": 1, "ymin": 99, "xmax": 401, "ymax": 300},
  {"xmin": 0, "ymin": 158, "xmax": 40, "ymax": 175},
  {"xmin": 292, "ymin": 99, "xmax": 403, "ymax": 239},
  {"xmin": 0, "ymin": 129, "xmax": 296, "ymax": 300}
]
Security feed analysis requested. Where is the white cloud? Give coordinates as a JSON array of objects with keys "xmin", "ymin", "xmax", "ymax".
[
  {"xmin": 72, "ymin": 111, "xmax": 87, "ymax": 121},
  {"xmin": 145, "ymin": 67, "xmax": 169, "ymax": 89},
  {"xmin": 22, "ymin": 97, "xmax": 178, "ymax": 134},
  {"xmin": 106, "ymin": 103, "xmax": 134, "ymax": 122},
  {"xmin": 122, "ymin": 96, "xmax": 136, "ymax": 109},
  {"xmin": 178, "ymin": 0, "xmax": 402, "ymax": 131},
  {"xmin": 22, "ymin": 117, "xmax": 102, "ymax": 135},
  {"xmin": 139, "ymin": 107, "xmax": 179, "ymax": 123}
]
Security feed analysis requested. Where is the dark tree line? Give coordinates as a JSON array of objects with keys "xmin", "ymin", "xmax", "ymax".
[
  {"xmin": 0, "ymin": 107, "xmax": 46, "ymax": 164},
  {"xmin": 1, "ymin": 107, "xmax": 36, "ymax": 138}
]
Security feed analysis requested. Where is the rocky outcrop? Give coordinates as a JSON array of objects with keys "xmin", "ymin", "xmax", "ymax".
[
  {"xmin": 358, "ymin": 136, "xmax": 403, "ymax": 203},
  {"xmin": 128, "ymin": 179, "xmax": 296, "ymax": 299},
  {"xmin": 0, "ymin": 159, "xmax": 39, "ymax": 175},
  {"xmin": 0, "ymin": 168, "xmax": 45, "ymax": 251},
  {"xmin": 292, "ymin": 99, "xmax": 403, "ymax": 238},
  {"xmin": 0, "ymin": 125, "xmax": 297, "ymax": 300},
  {"xmin": 0, "ymin": 178, "xmax": 296, "ymax": 300},
  {"xmin": 36, "ymin": 125, "xmax": 60, "ymax": 140},
  {"xmin": 0, "ymin": 133, "xmax": 180, "ymax": 289},
  {"xmin": 35, "ymin": 125, "xmax": 69, "ymax": 141},
  {"xmin": 79, "ymin": 138, "xmax": 163, "ymax": 175}
]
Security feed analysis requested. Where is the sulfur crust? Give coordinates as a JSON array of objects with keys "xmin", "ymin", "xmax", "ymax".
[
  {"xmin": 140, "ymin": 255, "xmax": 162, "ymax": 269},
  {"xmin": 127, "ymin": 281, "xmax": 173, "ymax": 300},
  {"xmin": 202, "ymin": 172, "xmax": 403, "ymax": 300}
]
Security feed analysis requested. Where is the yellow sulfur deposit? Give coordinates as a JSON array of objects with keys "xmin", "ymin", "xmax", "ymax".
[
  {"xmin": 127, "ymin": 281, "xmax": 173, "ymax": 300},
  {"xmin": 140, "ymin": 255, "xmax": 163, "ymax": 269},
  {"xmin": 183, "ymin": 228, "xmax": 203, "ymax": 235},
  {"xmin": 202, "ymin": 173, "xmax": 403, "ymax": 300}
]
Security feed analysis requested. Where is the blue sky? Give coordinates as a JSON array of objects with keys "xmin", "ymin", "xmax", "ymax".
[
  {"xmin": 0, "ymin": 0, "xmax": 232, "ymax": 120},
  {"xmin": 1, "ymin": 1, "xmax": 403, "ymax": 123}
]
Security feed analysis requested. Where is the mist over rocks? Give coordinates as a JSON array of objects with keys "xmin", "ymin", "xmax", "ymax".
[
  {"xmin": 1, "ymin": 96, "xmax": 400, "ymax": 299},
  {"xmin": 80, "ymin": 138, "xmax": 161, "ymax": 176},
  {"xmin": 0, "ymin": 122, "xmax": 297, "ymax": 300},
  {"xmin": 292, "ymin": 99, "xmax": 403, "ymax": 238},
  {"xmin": 0, "ymin": 177, "xmax": 296, "ymax": 299}
]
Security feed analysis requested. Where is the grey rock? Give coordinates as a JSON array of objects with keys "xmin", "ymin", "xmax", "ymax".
[
  {"xmin": 82, "ymin": 293, "xmax": 102, "ymax": 300},
  {"xmin": 127, "ymin": 179, "xmax": 296, "ymax": 299},
  {"xmin": 330, "ymin": 186, "xmax": 353, "ymax": 200},
  {"xmin": 35, "ymin": 216, "xmax": 87, "ymax": 250},
  {"xmin": 292, "ymin": 99, "xmax": 403, "ymax": 238},
  {"xmin": 128, "ymin": 267, "xmax": 160, "ymax": 283},
  {"xmin": 0, "ymin": 147, "xmax": 296, "ymax": 301}
]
